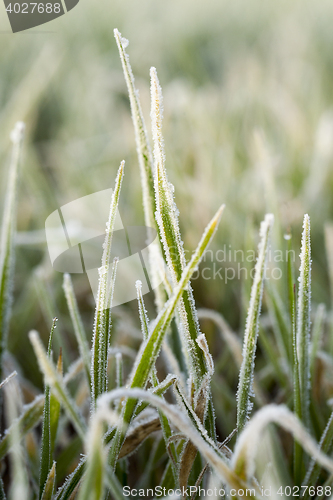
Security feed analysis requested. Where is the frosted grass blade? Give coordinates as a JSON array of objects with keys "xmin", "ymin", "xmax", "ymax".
[
  {"xmin": 150, "ymin": 67, "xmax": 208, "ymax": 384},
  {"xmin": 236, "ymin": 214, "xmax": 274, "ymax": 433},
  {"xmin": 63, "ymin": 274, "xmax": 91, "ymax": 385},
  {"xmin": 41, "ymin": 462, "xmax": 56, "ymax": 500},
  {"xmin": 29, "ymin": 330, "xmax": 86, "ymax": 440},
  {"xmin": 39, "ymin": 319, "xmax": 57, "ymax": 499},
  {"xmin": 136, "ymin": 280, "xmax": 177, "ymax": 475},
  {"xmin": 54, "ymin": 459, "xmax": 85, "ymax": 500},
  {"xmin": 297, "ymin": 214, "xmax": 312, "ymax": 428},
  {"xmin": 50, "ymin": 351, "xmax": 62, "ymax": 458},
  {"xmin": 113, "ymin": 29, "xmax": 155, "ymax": 231},
  {"xmin": 0, "ymin": 122, "xmax": 25, "ymax": 382},
  {"xmin": 232, "ymin": 405, "xmax": 333, "ymax": 482},
  {"xmin": 91, "ymin": 162, "xmax": 124, "ymax": 408},
  {"xmin": 109, "ymin": 204, "xmax": 224, "ymax": 462}
]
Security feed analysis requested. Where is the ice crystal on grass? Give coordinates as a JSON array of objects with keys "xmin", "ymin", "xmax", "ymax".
[{"xmin": 236, "ymin": 214, "xmax": 274, "ymax": 433}]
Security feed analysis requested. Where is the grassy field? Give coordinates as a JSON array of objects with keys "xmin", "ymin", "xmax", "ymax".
[{"xmin": 2, "ymin": 1, "xmax": 333, "ymax": 498}]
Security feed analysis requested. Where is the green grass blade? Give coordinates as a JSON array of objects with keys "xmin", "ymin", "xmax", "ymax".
[
  {"xmin": 63, "ymin": 274, "xmax": 91, "ymax": 385},
  {"xmin": 113, "ymin": 29, "xmax": 155, "ymax": 231},
  {"xmin": 136, "ymin": 280, "xmax": 177, "ymax": 476},
  {"xmin": 29, "ymin": 330, "xmax": 86, "ymax": 440},
  {"xmin": 91, "ymin": 162, "xmax": 124, "ymax": 409},
  {"xmin": 50, "ymin": 351, "xmax": 62, "ymax": 458},
  {"xmin": 297, "ymin": 214, "xmax": 312, "ymax": 429},
  {"xmin": 236, "ymin": 214, "xmax": 274, "ymax": 433},
  {"xmin": 150, "ymin": 67, "xmax": 208, "ymax": 385},
  {"xmin": 114, "ymin": 29, "xmax": 168, "ymax": 316},
  {"xmin": 39, "ymin": 319, "xmax": 57, "ymax": 499},
  {"xmin": 109, "ymin": 204, "xmax": 224, "ymax": 463},
  {"xmin": 310, "ymin": 303, "xmax": 325, "ymax": 377},
  {"xmin": 0, "ymin": 122, "xmax": 25, "ymax": 382},
  {"xmin": 41, "ymin": 462, "xmax": 56, "ymax": 500}
]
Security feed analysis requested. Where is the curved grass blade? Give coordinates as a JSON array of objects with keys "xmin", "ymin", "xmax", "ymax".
[
  {"xmin": 101, "ymin": 388, "xmax": 259, "ymax": 495},
  {"xmin": 0, "ymin": 395, "xmax": 44, "ymax": 461},
  {"xmin": 236, "ymin": 214, "xmax": 274, "ymax": 433},
  {"xmin": 232, "ymin": 405, "xmax": 333, "ymax": 483},
  {"xmin": 63, "ymin": 274, "xmax": 91, "ymax": 385},
  {"xmin": 91, "ymin": 162, "xmax": 124, "ymax": 409},
  {"xmin": 39, "ymin": 319, "xmax": 57, "ymax": 498},
  {"xmin": 0, "ymin": 122, "xmax": 25, "ymax": 383},
  {"xmin": 29, "ymin": 330, "xmax": 86, "ymax": 440}
]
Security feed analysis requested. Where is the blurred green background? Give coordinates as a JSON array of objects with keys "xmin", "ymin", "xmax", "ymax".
[{"xmin": 1, "ymin": 0, "xmax": 333, "ymax": 390}]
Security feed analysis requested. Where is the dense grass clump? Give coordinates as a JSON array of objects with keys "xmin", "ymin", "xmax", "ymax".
[{"xmin": 1, "ymin": 24, "xmax": 333, "ymax": 500}]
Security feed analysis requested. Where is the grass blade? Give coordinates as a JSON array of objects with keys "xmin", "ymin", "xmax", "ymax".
[
  {"xmin": 63, "ymin": 274, "xmax": 91, "ymax": 385},
  {"xmin": 113, "ymin": 29, "xmax": 155, "ymax": 231},
  {"xmin": 108, "ymin": 204, "xmax": 224, "ymax": 463},
  {"xmin": 29, "ymin": 330, "xmax": 86, "ymax": 440},
  {"xmin": 39, "ymin": 318, "xmax": 57, "ymax": 499},
  {"xmin": 236, "ymin": 214, "xmax": 274, "ymax": 433},
  {"xmin": 50, "ymin": 350, "xmax": 62, "ymax": 458},
  {"xmin": 41, "ymin": 462, "xmax": 56, "ymax": 500},
  {"xmin": 297, "ymin": 214, "xmax": 312, "ymax": 429},
  {"xmin": 0, "ymin": 122, "xmax": 25, "ymax": 382},
  {"xmin": 91, "ymin": 162, "xmax": 124, "ymax": 409},
  {"xmin": 232, "ymin": 405, "xmax": 333, "ymax": 482},
  {"xmin": 150, "ymin": 67, "xmax": 209, "ymax": 385}
]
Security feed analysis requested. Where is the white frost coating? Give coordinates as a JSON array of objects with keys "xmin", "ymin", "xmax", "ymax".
[
  {"xmin": 236, "ymin": 214, "xmax": 274, "ymax": 432},
  {"xmin": 296, "ymin": 214, "xmax": 312, "ymax": 425},
  {"xmin": 10, "ymin": 121, "xmax": 25, "ymax": 144},
  {"xmin": 232, "ymin": 404, "xmax": 333, "ymax": 481},
  {"xmin": 150, "ymin": 67, "xmax": 187, "ymax": 284},
  {"xmin": 0, "ymin": 370, "xmax": 17, "ymax": 389},
  {"xmin": 136, "ymin": 279, "xmax": 150, "ymax": 342}
]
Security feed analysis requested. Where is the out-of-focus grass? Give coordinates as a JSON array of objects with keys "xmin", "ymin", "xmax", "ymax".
[{"xmin": 1, "ymin": 0, "xmax": 333, "ymax": 461}]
